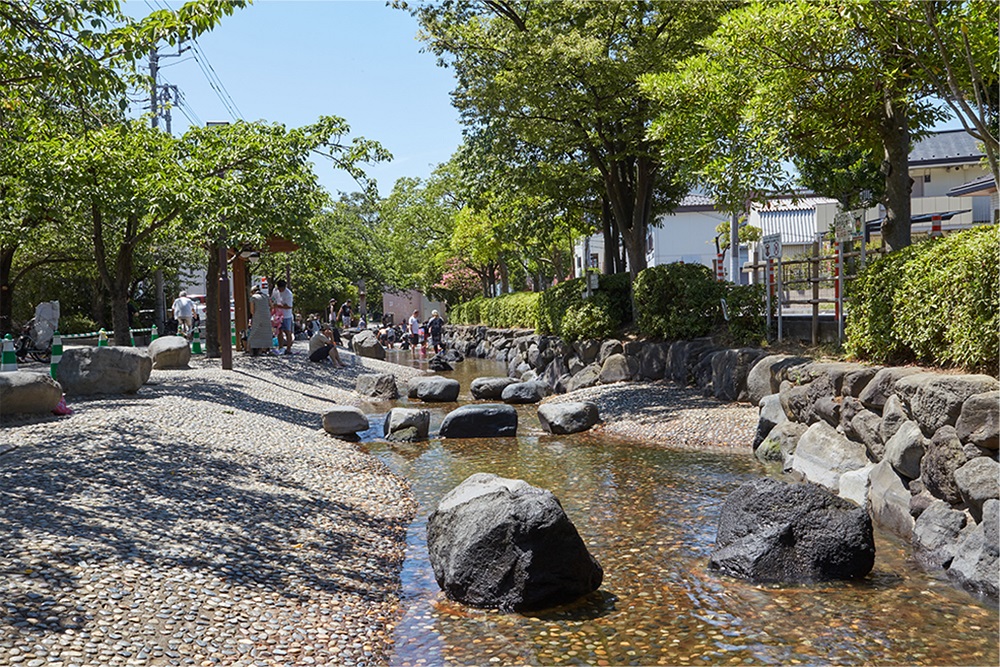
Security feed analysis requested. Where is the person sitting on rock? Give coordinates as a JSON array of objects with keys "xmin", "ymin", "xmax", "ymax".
[{"xmin": 308, "ymin": 326, "xmax": 347, "ymax": 367}]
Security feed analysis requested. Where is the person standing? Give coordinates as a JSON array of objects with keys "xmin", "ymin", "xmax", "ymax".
[
  {"xmin": 327, "ymin": 299, "xmax": 338, "ymax": 328},
  {"xmin": 339, "ymin": 300, "xmax": 353, "ymax": 329},
  {"xmin": 271, "ymin": 279, "xmax": 294, "ymax": 355},
  {"xmin": 407, "ymin": 310, "xmax": 421, "ymax": 356},
  {"xmin": 247, "ymin": 286, "xmax": 274, "ymax": 356},
  {"xmin": 427, "ymin": 309, "xmax": 445, "ymax": 354},
  {"xmin": 172, "ymin": 291, "xmax": 195, "ymax": 338}
]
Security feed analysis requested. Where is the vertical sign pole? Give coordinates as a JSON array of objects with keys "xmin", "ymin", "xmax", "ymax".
[
  {"xmin": 777, "ymin": 255, "xmax": 783, "ymax": 342},
  {"xmin": 765, "ymin": 257, "xmax": 772, "ymax": 342}
]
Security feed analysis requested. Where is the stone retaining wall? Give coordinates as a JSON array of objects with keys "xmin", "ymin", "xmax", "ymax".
[{"xmin": 443, "ymin": 325, "xmax": 1000, "ymax": 601}]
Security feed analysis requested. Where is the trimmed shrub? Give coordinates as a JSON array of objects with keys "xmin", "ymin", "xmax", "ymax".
[
  {"xmin": 448, "ymin": 292, "xmax": 540, "ymax": 329},
  {"xmin": 724, "ymin": 283, "xmax": 767, "ymax": 346},
  {"xmin": 537, "ymin": 272, "xmax": 631, "ymax": 340},
  {"xmin": 634, "ymin": 263, "xmax": 724, "ymax": 340},
  {"xmin": 59, "ymin": 313, "xmax": 98, "ymax": 335},
  {"xmin": 846, "ymin": 225, "xmax": 1000, "ymax": 373}
]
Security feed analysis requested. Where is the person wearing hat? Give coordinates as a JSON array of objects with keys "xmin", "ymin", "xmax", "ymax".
[
  {"xmin": 172, "ymin": 290, "xmax": 195, "ymax": 339},
  {"xmin": 427, "ymin": 309, "xmax": 445, "ymax": 354}
]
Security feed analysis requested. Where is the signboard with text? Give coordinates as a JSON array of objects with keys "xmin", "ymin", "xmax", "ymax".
[{"xmin": 761, "ymin": 233, "xmax": 782, "ymax": 260}]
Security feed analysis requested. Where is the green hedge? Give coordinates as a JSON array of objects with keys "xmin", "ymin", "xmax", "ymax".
[
  {"xmin": 633, "ymin": 263, "xmax": 724, "ymax": 339},
  {"xmin": 449, "ymin": 292, "xmax": 541, "ymax": 329},
  {"xmin": 724, "ymin": 283, "xmax": 768, "ymax": 346},
  {"xmin": 537, "ymin": 272, "xmax": 632, "ymax": 341},
  {"xmin": 846, "ymin": 225, "xmax": 999, "ymax": 372}
]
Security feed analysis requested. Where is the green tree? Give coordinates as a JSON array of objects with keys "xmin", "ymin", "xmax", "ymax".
[
  {"xmin": 405, "ymin": 0, "xmax": 726, "ymax": 278},
  {"xmin": 643, "ymin": 0, "xmax": 954, "ymax": 252}
]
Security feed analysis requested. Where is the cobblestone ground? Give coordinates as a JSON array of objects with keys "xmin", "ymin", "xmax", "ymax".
[
  {"xmin": 0, "ymin": 346, "xmax": 423, "ymax": 667},
  {"xmin": 549, "ymin": 380, "xmax": 759, "ymax": 452}
]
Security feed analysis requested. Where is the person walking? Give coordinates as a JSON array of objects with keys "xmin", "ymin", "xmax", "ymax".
[
  {"xmin": 407, "ymin": 310, "xmax": 421, "ymax": 356},
  {"xmin": 427, "ymin": 309, "xmax": 445, "ymax": 354},
  {"xmin": 339, "ymin": 300, "xmax": 353, "ymax": 329},
  {"xmin": 246, "ymin": 286, "xmax": 273, "ymax": 356},
  {"xmin": 271, "ymin": 279, "xmax": 294, "ymax": 355},
  {"xmin": 172, "ymin": 291, "xmax": 195, "ymax": 338}
]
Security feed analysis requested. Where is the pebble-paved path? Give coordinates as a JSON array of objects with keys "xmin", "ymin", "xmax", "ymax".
[{"xmin": 0, "ymin": 345, "xmax": 424, "ymax": 667}]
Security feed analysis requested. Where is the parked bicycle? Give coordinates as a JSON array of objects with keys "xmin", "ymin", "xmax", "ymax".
[{"xmin": 14, "ymin": 301, "xmax": 58, "ymax": 363}]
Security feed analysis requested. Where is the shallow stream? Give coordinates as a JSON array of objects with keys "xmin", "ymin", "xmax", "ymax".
[{"xmin": 359, "ymin": 352, "xmax": 998, "ymax": 666}]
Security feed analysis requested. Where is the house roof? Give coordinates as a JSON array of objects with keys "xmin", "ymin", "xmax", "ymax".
[
  {"xmin": 910, "ymin": 130, "xmax": 984, "ymax": 167},
  {"xmin": 674, "ymin": 193, "xmax": 716, "ymax": 210},
  {"xmin": 947, "ymin": 173, "xmax": 997, "ymax": 197}
]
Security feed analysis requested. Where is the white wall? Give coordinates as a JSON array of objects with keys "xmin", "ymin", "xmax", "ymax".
[{"xmin": 648, "ymin": 209, "xmax": 726, "ymax": 269}]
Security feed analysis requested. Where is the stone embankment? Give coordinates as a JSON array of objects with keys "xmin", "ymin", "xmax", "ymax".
[{"xmin": 444, "ymin": 325, "xmax": 1000, "ymax": 601}]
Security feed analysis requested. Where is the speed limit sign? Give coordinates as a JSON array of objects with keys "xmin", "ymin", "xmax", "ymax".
[{"xmin": 761, "ymin": 233, "xmax": 782, "ymax": 260}]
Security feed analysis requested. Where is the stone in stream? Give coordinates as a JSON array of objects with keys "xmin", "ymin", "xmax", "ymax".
[
  {"xmin": 537, "ymin": 401, "xmax": 600, "ymax": 435},
  {"xmin": 709, "ymin": 477, "xmax": 875, "ymax": 583},
  {"xmin": 428, "ymin": 353, "xmax": 453, "ymax": 372},
  {"xmin": 427, "ymin": 472, "xmax": 603, "ymax": 612},
  {"xmin": 501, "ymin": 381, "xmax": 547, "ymax": 404},
  {"xmin": 470, "ymin": 376, "xmax": 518, "ymax": 400},
  {"xmin": 439, "ymin": 404, "xmax": 517, "ymax": 439},
  {"xmin": 414, "ymin": 376, "xmax": 461, "ymax": 402},
  {"xmin": 356, "ymin": 373, "xmax": 398, "ymax": 400},
  {"xmin": 383, "ymin": 407, "xmax": 430, "ymax": 442}
]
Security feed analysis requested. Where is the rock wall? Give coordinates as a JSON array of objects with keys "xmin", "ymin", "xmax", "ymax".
[{"xmin": 444, "ymin": 325, "xmax": 1000, "ymax": 601}]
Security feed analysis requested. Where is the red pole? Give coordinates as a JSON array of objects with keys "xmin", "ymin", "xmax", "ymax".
[{"xmin": 931, "ymin": 214, "xmax": 942, "ymax": 237}]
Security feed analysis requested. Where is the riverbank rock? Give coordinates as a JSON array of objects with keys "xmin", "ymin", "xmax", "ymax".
[
  {"xmin": 708, "ymin": 478, "xmax": 875, "ymax": 582},
  {"xmin": 712, "ymin": 348, "xmax": 766, "ymax": 402},
  {"xmin": 351, "ymin": 329, "xmax": 386, "ymax": 360},
  {"xmin": 415, "ymin": 376, "xmax": 461, "ymax": 403},
  {"xmin": 440, "ymin": 404, "xmax": 518, "ymax": 438},
  {"xmin": 789, "ymin": 422, "xmax": 869, "ymax": 493},
  {"xmin": 58, "ymin": 347, "xmax": 151, "ymax": 396},
  {"xmin": 953, "ymin": 457, "xmax": 999, "ymax": 523},
  {"xmin": 598, "ymin": 353, "xmax": 636, "ymax": 384},
  {"xmin": 755, "ymin": 421, "xmax": 807, "ymax": 467},
  {"xmin": 537, "ymin": 402, "xmax": 600, "ymax": 435},
  {"xmin": 356, "ymin": 373, "xmax": 399, "ymax": 400},
  {"xmin": 470, "ymin": 376, "xmax": 517, "ymax": 400},
  {"xmin": 0, "ymin": 371, "xmax": 62, "ymax": 415},
  {"xmin": 947, "ymin": 499, "xmax": 999, "ymax": 600},
  {"xmin": 955, "ymin": 391, "xmax": 999, "ymax": 450},
  {"xmin": 567, "ymin": 364, "xmax": 600, "ymax": 392},
  {"xmin": 427, "ymin": 473, "xmax": 603, "ymax": 611},
  {"xmin": 753, "ymin": 394, "xmax": 787, "ymax": 450},
  {"xmin": 322, "ymin": 406, "xmax": 369, "ymax": 438},
  {"xmin": 912, "ymin": 500, "xmax": 968, "ymax": 569},
  {"xmin": 894, "ymin": 373, "xmax": 1000, "ymax": 436},
  {"xmin": 383, "ymin": 407, "xmax": 430, "ymax": 442},
  {"xmin": 148, "ymin": 335, "xmax": 191, "ymax": 369}
]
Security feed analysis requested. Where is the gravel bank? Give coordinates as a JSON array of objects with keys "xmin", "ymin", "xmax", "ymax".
[
  {"xmin": 547, "ymin": 380, "xmax": 759, "ymax": 452},
  {"xmin": 0, "ymin": 344, "xmax": 423, "ymax": 667}
]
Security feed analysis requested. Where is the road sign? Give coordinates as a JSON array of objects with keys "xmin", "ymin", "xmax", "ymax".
[{"xmin": 761, "ymin": 233, "xmax": 782, "ymax": 260}]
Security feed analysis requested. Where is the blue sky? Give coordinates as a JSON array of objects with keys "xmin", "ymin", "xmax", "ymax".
[{"xmin": 127, "ymin": 0, "xmax": 462, "ymax": 198}]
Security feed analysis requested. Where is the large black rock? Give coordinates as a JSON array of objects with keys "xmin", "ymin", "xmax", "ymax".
[
  {"xmin": 709, "ymin": 478, "xmax": 875, "ymax": 582},
  {"xmin": 439, "ymin": 404, "xmax": 518, "ymax": 438},
  {"xmin": 427, "ymin": 473, "xmax": 603, "ymax": 611}
]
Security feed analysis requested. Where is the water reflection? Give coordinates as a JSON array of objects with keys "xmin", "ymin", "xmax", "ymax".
[{"xmin": 363, "ymin": 354, "xmax": 999, "ymax": 666}]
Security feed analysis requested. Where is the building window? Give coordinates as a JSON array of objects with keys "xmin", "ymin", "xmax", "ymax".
[
  {"xmin": 923, "ymin": 173, "xmax": 931, "ymax": 183},
  {"xmin": 589, "ymin": 253, "xmax": 599, "ymax": 269},
  {"xmin": 576, "ymin": 256, "xmax": 581, "ymax": 268}
]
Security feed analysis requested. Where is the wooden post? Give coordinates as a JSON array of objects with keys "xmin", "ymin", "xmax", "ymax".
[
  {"xmin": 811, "ymin": 239, "xmax": 820, "ymax": 346},
  {"xmin": 232, "ymin": 256, "xmax": 248, "ymax": 352}
]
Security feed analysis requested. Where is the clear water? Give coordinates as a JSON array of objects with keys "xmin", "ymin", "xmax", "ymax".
[{"xmin": 360, "ymin": 352, "xmax": 999, "ymax": 666}]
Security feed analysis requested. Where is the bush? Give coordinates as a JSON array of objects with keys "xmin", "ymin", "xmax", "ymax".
[
  {"xmin": 724, "ymin": 283, "xmax": 767, "ymax": 346},
  {"xmin": 59, "ymin": 313, "xmax": 98, "ymax": 335},
  {"xmin": 633, "ymin": 263, "xmax": 724, "ymax": 340},
  {"xmin": 448, "ymin": 292, "xmax": 540, "ymax": 329},
  {"xmin": 537, "ymin": 272, "xmax": 631, "ymax": 340},
  {"xmin": 846, "ymin": 225, "xmax": 999, "ymax": 373}
]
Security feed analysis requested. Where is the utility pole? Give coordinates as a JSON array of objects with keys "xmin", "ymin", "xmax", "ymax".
[{"xmin": 149, "ymin": 45, "xmax": 187, "ymax": 333}]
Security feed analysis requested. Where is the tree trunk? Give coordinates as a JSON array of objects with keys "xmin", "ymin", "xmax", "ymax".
[
  {"xmin": 879, "ymin": 96, "xmax": 913, "ymax": 251},
  {"xmin": 0, "ymin": 244, "xmax": 16, "ymax": 335},
  {"xmin": 206, "ymin": 244, "xmax": 221, "ymax": 357},
  {"xmin": 110, "ymin": 243, "xmax": 135, "ymax": 346},
  {"xmin": 91, "ymin": 279, "xmax": 106, "ymax": 329},
  {"xmin": 601, "ymin": 198, "xmax": 616, "ymax": 274},
  {"xmin": 499, "ymin": 258, "xmax": 510, "ymax": 293},
  {"xmin": 601, "ymin": 158, "xmax": 653, "ymax": 280}
]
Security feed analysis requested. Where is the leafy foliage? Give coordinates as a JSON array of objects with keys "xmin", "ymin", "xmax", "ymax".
[
  {"xmin": 537, "ymin": 273, "xmax": 631, "ymax": 340},
  {"xmin": 448, "ymin": 292, "xmax": 540, "ymax": 329},
  {"xmin": 633, "ymin": 263, "xmax": 724, "ymax": 340},
  {"xmin": 723, "ymin": 283, "xmax": 767, "ymax": 347},
  {"xmin": 846, "ymin": 226, "xmax": 1000, "ymax": 372}
]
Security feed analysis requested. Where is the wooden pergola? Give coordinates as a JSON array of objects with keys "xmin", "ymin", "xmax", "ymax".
[{"xmin": 229, "ymin": 236, "xmax": 299, "ymax": 352}]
